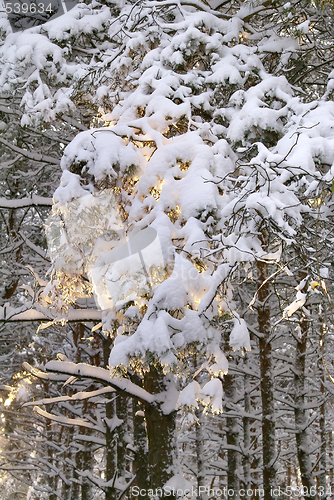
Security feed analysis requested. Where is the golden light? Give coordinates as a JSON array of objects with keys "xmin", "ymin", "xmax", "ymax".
[
  {"xmin": 165, "ymin": 205, "xmax": 181, "ymax": 223},
  {"xmin": 192, "ymin": 258, "xmax": 207, "ymax": 273},
  {"xmin": 239, "ymin": 32, "xmax": 248, "ymax": 43},
  {"xmin": 178, "ymin": 160, "xmax": 191, "ymax": 172},
  {"xmin": 149, "ymin": 186, "xmax": 161, "ymax": 201},
  {"xmin": 4, "ymin": 397, "xmax": 13, "ymax": 407}
]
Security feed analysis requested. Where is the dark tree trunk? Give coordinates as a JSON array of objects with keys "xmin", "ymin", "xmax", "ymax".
[
  {"xmin": 242, "ymin": 355, "xmax": 251, "ymax": 494},
  {"xmin": 319, "ymin": 382, "xmax": 327, "ymax": 499},
  {"xmin": 133, "ymin": 399, "xmax": 150, "ymax": 497},
  {"xmin": 116, "ymin": 393, "xmax": 128, "ymax": 480},
  {"xmin": 72, "ymin": 461, "xmax": 81, "ymax": 500},
  {"xmin": 81, "ymin": 449, "xmax": 93, "ymax": 500},
  {"xmin": 222, "ymin": 333, "xmax": 240, "ymax": 499},
  {"xmin": 1, "ymin": 193, "xmax": 22, "ymax": 304},
  {"xmin": 195, "ymin": 405, "xmax": 205, "ymax": 499},
  {"xmin": 329, "ymin": 430, "xmax": 334, "ymax": 492},
  {"xmin": 105, "ymin": 398, "xmax": 118, "ymax": 500},
  {"xmin": 60, "ymin": 425, "xmax": 73, "ymax": 500},
  {"xmin": 103, "ymin": 336, "xmax": 118, "ymax": 500},
  {"xmin": 294, "ymin": 312, "xmax": 315, "ymax": 499},
  {"xmin": 257, "ymin": 255, "xmax": 276, "ymax": 500},
  {"xmin": 144, "ymin": 365, "xmax": 177, "ymax": 496},
  {"xmin": 318, "ymin": 326, "xmax": 327, "ymax": 499}
]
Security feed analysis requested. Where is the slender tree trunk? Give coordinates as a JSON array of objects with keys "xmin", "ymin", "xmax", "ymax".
[
  {"xmin": 72, "ymin": 459, "xmax": 81, "ymax": 500},
  {"xmin": 257, "ymin": 252, "xmax": 276, "ymax": 500},
  {"xmin": 242, "ymin": 355, "xmax": 251, "ymax": 494},
  {"xmin": 42, "ymin": 379, "xmax": 59, "ymax": 500},
  {"xmin": 60, "ymin": 424, "xmax": 73, "ymax": 500},
  {"xmin": 78, "ymin": 415, "xmax": 93, "ymax": 500},
  {"xmin": 81, "ymin": 445, "xmax": 93, "ymax": 500},
  {"xmin": 319, "ymin": 362, "xmax": 327, "ymax": 499},
  {"xmin": 103, "ymin": 336, "xmax": 118, "ymax": 500},
  {"xmin": 222, "ymin": 333, "xmax": 240, "ymax": 499},
  {"xmin": 71, "ymin": 323, "xmax": 93, "ymax": 499},
  {"xmin": 1, "ymin": 194, "xmax": 22, "ymax": 303},
  {"xmin": 62, "ymin": 478, "xmax": 72, "ymax": 500},
  {"xmin": 144, "ymin": 365, "xmax": 177, "ymax": 496},
  {"xmin": 71, "ymin": 443, "xmax": 93, "ymax": 500},
  {"xmin": 287, "ymin": 464, "xmax": 291, "ymax": 490},
  {"xmin": 294, "ymin": 313, "xmax": 315, "ymax": 499},
  {"xmin": 329, "ymin": 430, "xmax": 334, "ymax": 492},
  {"xmin": 133, "ymin": 398, "xmax": 150, "ymax": 498},
  {"xmin": 195, "ymin": 405, "xmax": 206, "ymax": 499},
  {"xmin": 116, "ymin": 393, "xmax": 128, "ymax": 479},
  {"xmin": 105, "ymin": 397, "xmax": 118, "ymax": 500},
  {"xmin": 319, "ymin": 400, "xmax": 327, "ymax": 499}
]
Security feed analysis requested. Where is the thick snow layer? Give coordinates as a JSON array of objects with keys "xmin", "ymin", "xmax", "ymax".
[
  {"xmin": 6, "ymin": 0, "xmax": 334, "ymax": 416},
  {"xmin": 230, "ymin": 318, "xmax": 251, "ymax": 351},
  {"xmin": 177, "ymin": 381, "xmax": 201, "ymax": 408},
  {"xmin": 200, "ymin": 378, "xmax": 223, "ymax": 413}
]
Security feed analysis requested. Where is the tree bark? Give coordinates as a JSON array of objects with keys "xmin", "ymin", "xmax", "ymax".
[
  {"xmin": 294, "ymin": 313, "xmax": 315, "ymax": 500},
  {"xmin": 116, "ymin": 393, "xmax": 129, "ymax": 485},
  {"xmin": 105, "ymin": 398, "xmax": 118, "ymax": 500},
  {"xmin": 144, "ymin": 365, "xmax": 177, "ymax": 496},
  {"xmin": 242, "ymin": 355, "xmax": 251, "ymax": 495},
  {"xmin": 195, "ymin": 405, "xmax": 206, "ymax": 499},
  {"xmin": 257, "ymin": 256, "xmax": 276, "ymax": 500},
  {"xmin": 133, "ymin": 399, "xmax": 150, "ymax": 497},
  {"xmin": 318, "ymin": 362, "xmax": 327, "ymax": 499},
  {"xmin": 103, "ymin": 336, "xmax": 118, "ymax": 500},
  {"xmin": 222, "ymin": 333, "xmax": 240, "ymax": 499}
]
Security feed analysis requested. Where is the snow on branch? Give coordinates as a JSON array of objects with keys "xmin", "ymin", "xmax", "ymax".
[
  {"xmin": 23, "ymin": 386, "xmax": 116, "ymax": 407},
  {"xmin": 0, "ymin": 195, "xmax": 53, "ymax": 209},
  {"xmin": 0, "ymin": 306, "xmax": 102, "ymax": 322},
  {"xmin": 0, "ymin": 137, "xmax": 59, "ymax": 165},
  {"xmin": 34, "ymin": 407, "xmax": 106, "ymax": 433},
  {"xmin": 18, "ymin": 232, "xmax": 49, "ymax": 259},
  {"xmin": 44, "ymin": 361, "xmax": 156, "ymax": 406},
  {"xmin": 23, "ymin": 362, "xmax": 72, "ymax": 383},
  {"xmin": 149, "ymin": 0, "xmax": 232, "ymax": 19}
]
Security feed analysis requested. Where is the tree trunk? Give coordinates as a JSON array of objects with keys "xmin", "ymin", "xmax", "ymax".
[
  {"xmin": 105, "ymin": 397, "xmax": 118, "ymax": 500},
  {"xmin": 257, "ymin": 255, "xmax": 276, "ymax": 500},
  {"xmin": 79, "ymin": 425, "xmax": 93, "ymax": 500},
  {"xmin": 133, "ymin": 399, "xmax": 150, "ymax": 497},
  {"xmin": 116, "ymin": 393, "xmax": 128, "ymax": 475},
  {"xmin": 103, "ymin": 336, "xmax": 118, "ymax": 500},
  {"xmin": 294, "ymin": 313, "xmax": 315, "ymax": 499},
  {"xmin": 195, "ymin": 405, "xmax": 206, "ymax": 499},
  {"xmin": 242, "ymin": 355, "xmax": 251, "ymax": 494},
  {"xmin": 318, "ymin": 364, "xmax": 327, "ymax": 499},
  {"xmin": 319, "ymin": 393, "xmax": 327, "ymax": 499},
  {"xmin": 222, "ymin": 333, "xmax": 240, "ymax": 499},
  {"xmin": 61, "ymin": 425, "xmax": 73, "ymax": 500},
  {"xmin": 329, "ymin": 430, "xmax": 334, "ymax": 493},
  {"xmin": 144, "ymin": 365, "xmax": 177, "ymax": 496}
]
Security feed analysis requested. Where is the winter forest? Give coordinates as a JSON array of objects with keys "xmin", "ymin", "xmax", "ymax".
[{"xmin": 1, "ymin": 0, "xmax": 334, "ymax": 498}]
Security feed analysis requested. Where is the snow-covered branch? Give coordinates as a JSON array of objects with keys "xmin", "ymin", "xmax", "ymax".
[
  {"xmin": 23, "ymin": 387, "xmax": 116, "ymax": 407},
  {"xmin": 0, "ymin": 137, "xmax": 59, "ymax": 165},
  {"xmin": 43, "ymin": 361, "xmax": 156, "ymax": 406},
  {"xmin": 0, "ymin": 307, "xmax": 102, "ymax": 322},
  {"xmin": 0, "ymin": 195, "xmax": 53, "ymax": 209},
  {"xmin": 34, "ymin": 407, "xmax": 106, "ymax": 433}
]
